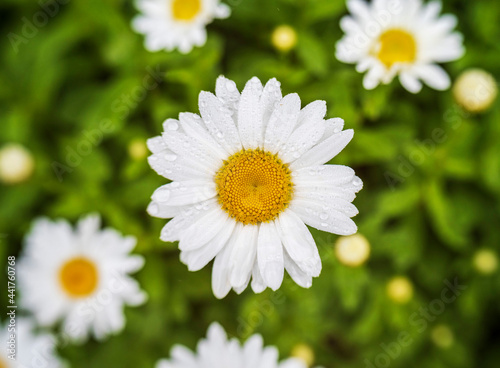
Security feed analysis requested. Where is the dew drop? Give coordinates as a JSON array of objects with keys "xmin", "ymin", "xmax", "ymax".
[
  {"xmin": 164, "ymin": 153, "xmax": 177, "ymax": 161},
  {"xmin": 166, "ymin": 121, "xmax": 179, "ymax": 131},
  {"xmin": 319, "ymin": 212, "xmax": 329, "ymax": 220},
  {"xmin": 226, "ymin": 80, "xmax": 236, "ymax": 92},
  {"xmin": 321, "ymin": 222, "xmax": 329, "ymax": 227}
]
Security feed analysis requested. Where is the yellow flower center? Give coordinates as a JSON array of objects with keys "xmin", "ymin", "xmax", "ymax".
[
  {"xmin": 215, "ymin": 149, "xmax": 293, "ymax": 225},
  {"xmin": 171, "ymin": 0, "xmax": 201, "ymax": 21},
  {"xmin": 375, "ymin": 29, "xmax": 416, "ymax": 68},
  {"xmin": 59, "ymin": 257, "xmax": 98, "ymax": 298},
  {"xmin": 0, "ymin": 358, "xmax": 6, "ymax": 368}
]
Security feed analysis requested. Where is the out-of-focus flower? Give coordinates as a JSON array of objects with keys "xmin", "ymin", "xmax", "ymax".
[
  {"xmin": 335, "ymin": 233, "xmax": 370, "ymax": 267},
  {"xmin": 453, "ymin": 69, "xmax": 498, "ymax": 113},
  {"xmin": 431, "ymin": 324, "xmax": 454, "ymax": 348},
  {"xmin": 128, "ymin": 138, "xmax": 148, "ymax": 160},
  {"xmin": 336, "ymin": 0, "xmax": 464, "ymax": 93},
  {"xmin": 0, "ymin": 318, "xmax": 65, "ymax": 368},
  {"xmin": 386, "ymin": 276, "xmax": 413, "ymax": 304},
  {"xmin": 18, "ymin": 214, "xmax": 147, "ymax": 342},
  {"xmin": 272, "ymin": 25, "xmax": 298, "ymax": 52},
  {"xmin": 0, "ymin": 143, "xmax": 34, "ymax": 184},
  {"xmin": 146, "ymin": 76, "xmax": 362, "ymax": 298},
  {"xmin": 473, "ymin": 249, "xmax": 498, "ymax": 275},
  {"xmin": 291, "ymin": 343, "xmax": 315, "ymax": 367},
  {"xmin": 155, "ymin": 322, "xmax": 307, "ymax": 368},
  {"xmin": 132, "ymin": 0, "xmax": 231, "ymax": 54}
]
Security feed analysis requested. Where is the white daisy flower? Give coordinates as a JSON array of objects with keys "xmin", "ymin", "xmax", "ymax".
[
  {"xmin": 147, "ymin": 76, "xmax": 362, "ymax": 298},
  {"xmin": 132, "ymin": 0, "xmax": 231, "ymax": 54},
  {"xmin": 335, "ymin": 0, "xmax": 465, "ymax": 93},
  {"xmin": 17, "ymin": 214, "xmax": 147, "ymax": 342},
  {"xmin": 1, "ymin": 318, "xmax": 65, "ymax": 368},
  {"xmin": 155, "ymin": 322, "xmax": 308, "ymax": 368}
]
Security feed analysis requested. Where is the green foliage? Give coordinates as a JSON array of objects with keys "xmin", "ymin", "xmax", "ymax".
[{"xmin": 1, "ymin": 0, "xmax": 500, "ymax": 367}]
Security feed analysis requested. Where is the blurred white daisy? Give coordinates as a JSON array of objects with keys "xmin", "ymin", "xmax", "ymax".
[
  {"xmin": 147, "ymin": 76, "xmax": 362, "ymax": 298},
  {"xmin": 155, "ymin": 322, "xmax": 308, "ymax": 368},
  {"xmin": 18, "ymin": 214, "xmax": 147, "ymax": 342},
  {"xmin": 335, "ymin": 0, "xmax": 465, "ymax": 93},
  {"xmin": 1, "ymin": 318, "xmax": 65, "ymax": 368},
  {"xmin": 132, "ymin": 0, "xmax": 231, "ymax": 54}
]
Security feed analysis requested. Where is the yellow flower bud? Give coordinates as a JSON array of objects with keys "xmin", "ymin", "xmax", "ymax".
[
  {"xmin": 335, "ymin": 234, "xmax": 370, "ymax": 267},
  {"xmin": 290, "ymin": 343, "xmax": 315, "ymax": 367},
  {"xmin": 473, "ymin": 249, "xmax": 498, "ymax": 275},
  {"xmin": 386, "ymin": 276, "xmax": 413, "ymax": 304},
  {"xmin": 128, "ymin": 138, "xmax": 148, "ymax": 160},
  {"xmin": 453, "ymin": 69, "xmax": 497, "ymax": 113},
  {"xmin": 271, "ymin": 25, "xmax": 297, "ymax": 52},
  {"xmin": 0, "ymin": 143, "xmax": 35, "ymax": 184},
  {"xmin": 431, "ymin": 324, "xmax": 454, "ymax": 349}
]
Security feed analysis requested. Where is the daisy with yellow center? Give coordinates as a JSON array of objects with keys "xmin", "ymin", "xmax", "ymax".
[
  {"xmin": 156, "ymin": 322, "xmax": 309, "ymax": 368},
  {"xmin": 132, "ymin": 0, "xmax": 231, "ymax": 54},
  {"xmin": 18, "ymin": 215, "xmax": 147, "ymax": 341},
  {"xmin": 336, "ymin": 0, "xmax": 465, "ymax": 93},
  {"xmin": 147, "ymin": 76, "xmax": 362, "ymax": 298}
]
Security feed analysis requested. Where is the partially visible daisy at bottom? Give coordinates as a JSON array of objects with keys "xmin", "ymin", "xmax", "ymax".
[
  {"xmin": 335, "ymin": 0, "xmax": 464, "ymax": 93},
  {"xmin": 1, "ymin": 318, "xmax": 65, "ymax": 368},
  {"xmin": 147, "ymin": 75, "xmax": 362, "ymax": 298},
  {"xmin": 155, "ymin": 322, "xmax": 310, "ymax": 368},
  {"xmin": 17, "ymin": 214, "xmax": 147, "ymax": 342},
  {"xmin": 132, "ymin": 0, "xmax": 231, "ymax": 54}
]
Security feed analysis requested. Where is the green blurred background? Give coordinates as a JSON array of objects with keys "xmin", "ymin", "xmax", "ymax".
[{"xmin": 1, "ymin": 0, "xmax": 500, "ymax": 367}]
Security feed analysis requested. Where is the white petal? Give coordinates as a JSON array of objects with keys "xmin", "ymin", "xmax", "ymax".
[
  {"xmin": 414, "ymin": 64, "xmax": 451, "ymax": 91},
  {"xmin": 178, "ymin": 112, "xmax": 227, "ymax": 159},
  {"xmin": 199, "ymin": 91, "xmax": 242, "ymax": 154},
  {"xmin": 250, "ymin": 260, "xmax": 267, "ymax": 293},
  {"xmin": 160, "ymin": 199, "xmax": 218, "ymax": 242},
  {"xmin": 296, "ymin": 100, "xmax": 326, "ymax": 128},
  {"xmin": 162, "ymin": 130, "xmax": 221, "ymax": 173},
  {"xmin": 212, "ymin": 224, "xmax": 242, "ymax": 299},
  {"xmin": 238, "ymin": 77, "xmax": 264, "ymax": 149},
  {"xmin": 229, "ymin": 225, "xmax": 259, "ymax": 289},
  {"xmin": 290, "ymin": 200, "xmax": 358, "ymax": 236},
  {"xmin": 147, "ymin": 136, "xmax": 167, "ymax": 154},
  {"xmin": 151, "ymin": 180, "xmax": 217, "ymax": 207},
  {"xmin": 260, "ymin": 78, "xmax": 283, "ymax": 128},
  {"xmin": 148, "ymin": 148, "xmax": 211, "ymax": 182},
  {"xmin": 283, "ymin": 249, "xmax": 313, "ymax": 288},
  {"xmin": 290, "ymin": 130, "xmax": 354, "ymax": 170},
  {"xmin": 279, "ymin": 108, "xmax": 326, "ymax": 163},
  {"xmin": 399, "ymin": 72, "xmax": 423, "ymax": 93},
  {"xmin": 276, "ymin": 211, "xmax": 321, "ymax": 277},
  {"xmin": 215, "ymin": 76, "xmax": 240, "ymax": 114},
  {"xmin": 181, "ymin": 218, "xmax": 236, "ymax": 271},
  {"xmin": 179, "ymin": 206, "xmax": 231, "ymax": 252},
  {"xmin": 257, "ymin": 222, "xmax": 284, "ymax": 291},
  {"xmin": 264, "ymin": 93, "xmax": 301, "ymax": 153}
]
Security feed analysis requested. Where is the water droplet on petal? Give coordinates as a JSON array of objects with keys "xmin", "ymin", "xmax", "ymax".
[
  {"xmin": 321, "ymin": 222, "xmax": 329, "ymax": 227},
  {"xmin": 166, "ymin": 121, "xmax": 179, "ymax": 131},
  {"xmin": 319, "ymin": 212, "xmax": 329, "ymax": 220},
  {"xmin": 164, "ymin": 153, "xmax": 177, "ymax": 161}
]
